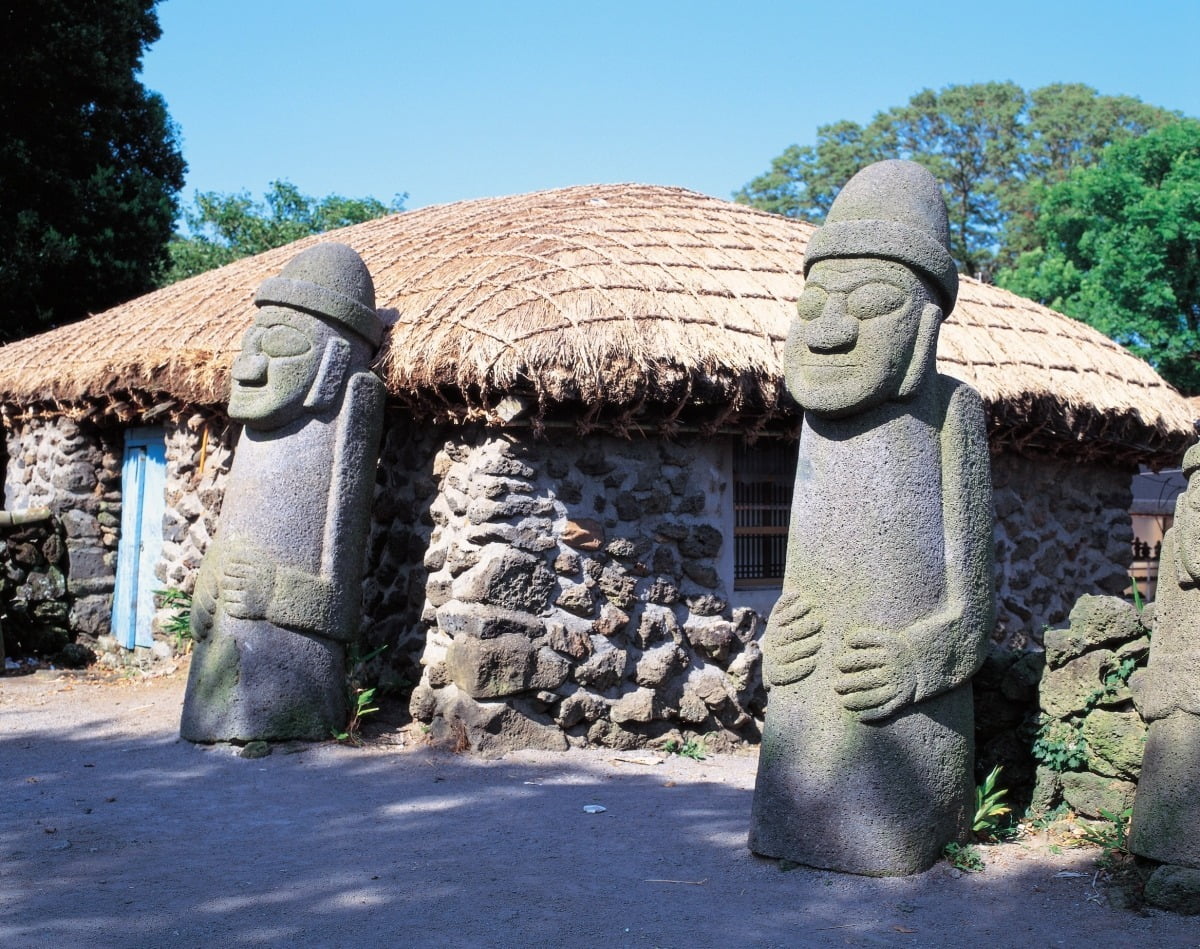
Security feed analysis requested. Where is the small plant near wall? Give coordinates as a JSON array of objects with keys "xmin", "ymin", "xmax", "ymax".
[
  {"xmin": 1079, "ymin": 806, "xmax": 1134, "ymax": 873},
  {"xmin": 1032, "ymin": 718, "xmax": 1090, "ymax": 772},
  {"xmin": 664, "ymin": 738, "xmax": 707, "ymax": 760},
  {"xmin": 973, "ymin": 766, "xmax": 1012, "ymax": 838},
  {"xmin": 943, "ymin": 842, "xmax": 984, "ymax": 872},
  {"xmin": 331, "ymin": 643, "xmax": 386, "ymax": 746},
  {"xmin": 155, "ymin": 588, "xmax": 193, "ymax": 654}
]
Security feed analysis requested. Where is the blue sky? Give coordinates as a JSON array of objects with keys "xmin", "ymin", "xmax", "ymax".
[{"xmin": 142, "ymin": 0, "xmax": 1199, "ymax": 212}]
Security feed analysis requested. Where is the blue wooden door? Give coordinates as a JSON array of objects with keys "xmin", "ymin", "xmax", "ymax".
[{"xmin": 111, "ymin": 428, "xmax": 166, "ymax": 649}]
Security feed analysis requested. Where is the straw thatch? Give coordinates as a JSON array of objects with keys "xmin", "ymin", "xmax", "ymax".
[{"xmin": 0, "ymin": 183, "xmax": 1192, "ymax": 463}]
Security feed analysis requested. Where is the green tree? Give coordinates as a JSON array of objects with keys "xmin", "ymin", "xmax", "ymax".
[
  {"xmin": 0, "ymin": 1, "xmax": 185, "ymax": 341},
  {"xmin": 736, "ymin": 83, "xmax": 1175, "ymax": 280},
  {"xmin": 164, "ymin": 181, "xmax": 407, "ymax": 284},
  {"xmin": 997, "ymin": 120, "xmax": 1200, "ymax": 395}
]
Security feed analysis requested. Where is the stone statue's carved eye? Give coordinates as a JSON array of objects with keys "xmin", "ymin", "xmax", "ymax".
[
  {"xmin": 260, "ymin": 325, "xmax": 311, "ymax": 358},
  {"xmin": 847, "ymin": 283, "xmax": 908, "ymax": 320},
  {"xmin": 796, "ymin": 285, "xmax": 827, "ymax": 322}
]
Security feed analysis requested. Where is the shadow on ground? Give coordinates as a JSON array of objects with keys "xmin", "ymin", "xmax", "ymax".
[{"xmin": 0, "ymin": 680, "xmax": 1194, "ymax": 948}]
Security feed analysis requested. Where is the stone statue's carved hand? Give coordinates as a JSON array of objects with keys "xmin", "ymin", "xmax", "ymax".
[
  {"xmin": 834, "ymin": 628, "xmax": 917, "ymax": 721},
  {"xmin": 762, "ymin": 592, "xmax": 822, "ymax": 687},
  {"xmin": 190, "ymin": 561, "xmax": 219, "ymax": 641},
  {"xmin": 220, "ymin": 548, "xmax": 277, "ymax": 620}
]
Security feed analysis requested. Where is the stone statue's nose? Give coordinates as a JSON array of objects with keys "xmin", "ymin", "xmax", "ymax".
[
  {"xmin": 803, "ymin": 295, "xmax": 859, "ymax": 352},
  {"xmin": 232, "ymin": 351, "xmax": 269, "ymax": 382}
]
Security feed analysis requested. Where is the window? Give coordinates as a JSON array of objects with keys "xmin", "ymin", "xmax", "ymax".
[{"xmin": 733, "ymin": 439, "xmax": 797, "ymax": 588}]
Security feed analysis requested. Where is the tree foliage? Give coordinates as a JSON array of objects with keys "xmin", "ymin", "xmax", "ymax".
[
  {"xmin": 997, "ymin": 120, "xmax": 1200, "ymax": 395},
  {"xmin": 0, "ymin": 1, "xmax": 185, "ymax": 341},
  {"xmin": 735, "ymin": 83, "xmax": 1176, "ymax": 279},
  {"xmin": 164, "ymin": 181, "xmax": 407, "ymax": 284}
]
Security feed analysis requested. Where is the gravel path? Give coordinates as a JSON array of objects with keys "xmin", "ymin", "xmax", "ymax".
[{"xmin": 1, "ymin": 666, "xmax": 1195, "ymax": 948}]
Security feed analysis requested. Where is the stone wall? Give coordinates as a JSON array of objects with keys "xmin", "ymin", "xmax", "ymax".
[
  {"xmin": 361, "ymin": 414, "xmax": 445, "ymax": 693},
  {"xmin": 156, "ymin": 414, "xmax": 234, "ymax": 635},
  {"xmin": 4, "ymin": 417, "xmax": 122, "ymax": 643},
  {"xmin": 1030, "ymin": 594, "xmax": 1150, "ymax": 818},
  {"xmin": 0, "ymin": 514, "xmax": 76, "ymax": 663},
  {"xmin": 992, "ymin": 454, "xmax": 1135, "ymax": 647},
  {"xmin": 402, "ymin": 427, "xmax": 763, "ymax": 754}
]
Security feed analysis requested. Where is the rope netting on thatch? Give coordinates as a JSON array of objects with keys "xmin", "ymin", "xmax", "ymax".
[{"xmin": 0, "ymin": 183, "xmax": 1192, "ymax": 462}]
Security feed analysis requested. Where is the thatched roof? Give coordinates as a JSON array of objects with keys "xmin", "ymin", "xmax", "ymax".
[{"xmin": 0, "ymin": 183, "xmax": 1193, "ymax": 464}]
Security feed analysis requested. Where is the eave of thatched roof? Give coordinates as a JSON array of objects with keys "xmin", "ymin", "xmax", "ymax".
[{"xmin": 0, "ymin": 183, "xmax": 1193, "ymax": 465}]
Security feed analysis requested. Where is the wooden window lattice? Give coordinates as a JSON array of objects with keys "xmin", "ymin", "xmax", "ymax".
[{"xmin": 733, "ymin": 439, "xmax": 797, "ymax": 588}]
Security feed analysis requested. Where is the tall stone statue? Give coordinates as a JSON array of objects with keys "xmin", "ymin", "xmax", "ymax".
[
  {"xmin": 181, "ymin": 243, "xmax": 386, "ymax": 742},
  {"xmin": 1130, "ymin": 441, "xmax": 1200, "ymax": 905},
  {"xmin": 748, "ymin": 160, "xmax": 995, "ymax": 875}
]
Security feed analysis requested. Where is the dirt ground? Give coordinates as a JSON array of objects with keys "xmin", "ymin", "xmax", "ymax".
[{"xmin": 1, "ymin": 664, "xmax": 1196, "ymax": 949}]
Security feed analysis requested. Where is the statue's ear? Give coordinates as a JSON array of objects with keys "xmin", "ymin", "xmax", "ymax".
[
  {"xmin": 304, "ymin": 337, "xmax": 352, "ymax": 410},
  {"xmin": 897, "ymin": 302, "xmax": 942, "ymax": 400}
]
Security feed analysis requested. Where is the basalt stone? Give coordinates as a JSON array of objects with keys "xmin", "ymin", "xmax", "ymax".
[
  {"xmin": 575, "ymin": 446, "xmax": 614, "ymax": 476},
  {"xmin": 634, "ymin": 643, "xmax": 685, "ymax": 689},
  {"xmin": 685, "ymin": 593, "xmax": 726, "ymax": 617},
  {"xmin": 532, "ymin": 648, "xmax": 571, "ymax": 691},
  {"xmin": 681, "ymin": 561, "xmax": 718, "ymax": 588},
  {"xmin": 1144, "ymin": 866, "xmax": 1200, "ymax": 915},
  {"xmin": 679, "ymin": 525, "xmax": 722, "ymax": 559},
  {"xmin": 434, "ymin": 687, "xmax": 568, "ymax": 756},
  {"xmin": 651, "ymin": 546, "xmax": 679, "ymax": 576},
  {"xmin": 1044, "ymin": 595, "xmax": 1145, "ymax": 668},
  {"xmin": 556, "ymin": 689, "xmax": 607, "ymax": 728},
  {"xmin": 610, "ymin": 688, "xmax": 661, "ymax": 724},
  {"xmin": 56, "ymin": 641, "xmax": 96, "ymax": 669},
  {"xmin": 646, "ymin": 578, "xmax": 680, "ymax": 606},
  {"xmin": 654, "ymin": 521, "xmax": 689, "ymax": 542},
  {"xmin": 557, "ymin": 479, "xmax": 582, "ymax": 504},
  {"xmin": 32, "ymin": 600, "xmax": 69, "ymax": 624},
  {"xmin": 1079, "ymin": 710, "xmax": 1146, "ymax": 781},
  {"xmin": 181, "ymin": 244, "xmax": 386, "ymax": 743},
  {"xmin": 11, "ymin": 543, "xmax": 41, "ymax": 568},
  {"xmin": 726, "ymin": 641, "xmax": 762, "ymax": 694},
  {"xmin": 24, "ymin": 568, "xmax": 66, "ymax": 601},
  {"xmin": 575, "ymin": 640, "xmax": 628, "ymax": 690},
  {"xmin": 592, "ymin": 604, "xmax": 630, "ymax": 637},
  {"xmin": 466, "ymin": 494, "xmax": 552, "ymax": 525},
  {"xmin": 51, "ymin": 462, "xmax": 97, "ymax": 493},
  {"xmin": 451, "ymin": 545, "xmax": 556, "ymax": 614},
  {"xmin": 1061, "ymin": 771, "xmax": 1136, "ymax": 819},
  {"xmin": 70, "ymin": 594, "xmax": 112, "ymax": 636},
  {"xmin": 426, "ymin": 575, "xmax": 454, "ymax": 607},
  {"xmin": 731, "ymin": 607, "xmax": 760, "ymax": 644},
  {"xmin": 41, "ymin": 533, "xmax": 64, "ymax": 566},
  {"xmin": 597, "ymin": 565, "xmax": 638, "ymax": 610},
  {"xmin": 751, "ymin": 161, "xmax": 994, "ymax": 877},
  {"xmin": 684, "ymin": 620, "xmax": 736, "ymax": 662},
  {"xmin": 466, "ymin": 519, "xmax": 558, "ymax": 553},
  {"xmin": 605, "ymin": 537, "xmax": 637, "ymax": 560},
  {"xmin": 555, "ymin": 582, "xmax": 595, "ymax": 617},
  {"xmin": 553, "ymin": 551, "xmax": 581, "ymax": 576},
  {"xmin": 435, "ymin": 600, "xmax": 543, "ymax": 640},
  {"xmin": 546, "ymin": 621, "xmax": 592, "ymax": 660},
  {"xmin": 445, "ymin": 633, "xmax": 537, "ymax": 699},
  {"xmin": 1040, "ymin": 649, "xmax": 1114, "ymax": 719}
]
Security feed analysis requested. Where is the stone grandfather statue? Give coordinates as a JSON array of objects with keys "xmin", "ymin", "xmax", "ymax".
[
  {"xmin": 1129, "ymin": 441, "xmax": 1200, "ymax": 904},
  {"xmin": 748, "ymin": 160, "xmax": 995, "ymax": 875},
  {"xmin": 180, "ymin": 242, "xmax": 386, "ymax": 742}
]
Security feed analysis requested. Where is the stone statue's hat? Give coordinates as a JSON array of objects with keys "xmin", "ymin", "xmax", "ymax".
[
  {"xmin": 804, "ymin": 159, "xmax": 958, "ymax": 312},
  {"xmin": 255, "ymin": 242, "xmax": 383, "ymax": 348},
  {"xmin": 1183, "ymin": 441, "xmax": 1200, "ymax": 477}
]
